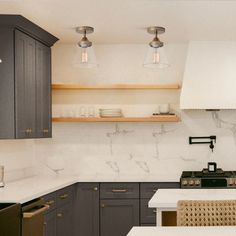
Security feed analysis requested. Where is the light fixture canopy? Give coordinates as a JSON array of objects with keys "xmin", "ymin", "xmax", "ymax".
[
  {"xmin": 143, "ymin": 26, "xmax": 170, "ymax": 69},
  {"xmin": 74, "ymin": 26, "xmax": 98, "ymax": 68}
]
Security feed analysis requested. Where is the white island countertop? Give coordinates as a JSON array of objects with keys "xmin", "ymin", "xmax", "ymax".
[
  {"xmin": 149, "ymin": 189, "xmax": 236, "ymax": 208},
  {"xmin": 128, "ymin": 226, "xmax": 236, "ymax": 236},
  {"xmin": 0, "ymin": 175, "xmax": 78, "ymax": 204}
]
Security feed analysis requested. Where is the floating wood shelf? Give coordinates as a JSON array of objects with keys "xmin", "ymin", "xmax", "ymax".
[
  {"xmin": 52, "ymin": 115, "xmax": 180, "ymax": 123},
  {"xmin": 52, "ymin": 83, "xmax": 181, "ymax": 90}
]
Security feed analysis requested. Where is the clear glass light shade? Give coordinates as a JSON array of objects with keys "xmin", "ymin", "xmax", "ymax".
[
  {"xmin": 73, "ymin": 45, "xmax": 98, "ymax": 68},
  {"xmin": 143, "ymin": 46, "xmax": 170, "ymax": 69}
]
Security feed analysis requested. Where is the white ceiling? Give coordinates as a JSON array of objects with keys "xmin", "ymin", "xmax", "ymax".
[{"xmin": 1, "ymin": 0, "xmax": 236, "ymax": 44}]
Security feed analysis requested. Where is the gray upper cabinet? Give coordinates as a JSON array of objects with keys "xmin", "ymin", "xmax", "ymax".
[
  {"xmin": 15, "ymin": 30, "xmax": 36, "ymax": 138},
  {"xmin": 35, "ymin": 41, "xmax": 52, "ymax": 138},
  {"xmin": 0, "ymin": 15, "xmax": 58, "ymax": 139}
]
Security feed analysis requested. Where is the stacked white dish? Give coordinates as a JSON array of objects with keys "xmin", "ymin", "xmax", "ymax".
[{"xmin": 99, "ymin": 109, "xmax": 123, "ymax": 118}]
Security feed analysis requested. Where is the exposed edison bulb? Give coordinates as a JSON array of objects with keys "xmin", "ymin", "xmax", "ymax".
[
  {"xmin": 81, "ymin": 48, "xmax": 88, "ymax": 63},
  {"xmin": 153, "ymin": 48, "xmax": 160, "ymax": 64}
]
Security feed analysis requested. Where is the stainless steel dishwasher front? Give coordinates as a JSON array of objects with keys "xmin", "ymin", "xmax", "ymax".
[{"xmin": 22, "ymin": 198, "xmax": 49, "ymax": 236}]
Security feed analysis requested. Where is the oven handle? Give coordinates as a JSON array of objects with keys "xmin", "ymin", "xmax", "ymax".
[{"xmin": 23, "ymin": 204, "xmax": 49, "ymax": 219}]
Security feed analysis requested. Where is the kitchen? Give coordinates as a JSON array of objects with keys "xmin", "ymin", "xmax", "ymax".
[{"xmin": 1, "ymin": 0, "xmax": 236, "ymax": 236}]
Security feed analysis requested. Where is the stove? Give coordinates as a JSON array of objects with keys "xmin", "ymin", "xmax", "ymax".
[{"xmin": 180, "ymin": 167, "xmax": 236, "ymax": 188}]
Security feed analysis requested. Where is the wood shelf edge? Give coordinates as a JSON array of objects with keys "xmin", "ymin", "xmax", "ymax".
[
  {"xmin": 52, "ymin": 115, "xmax": 181, "ymax": 123},
  {"xmin": 52, "ymin": 83, "xmax": 181, "ymax": 90}
]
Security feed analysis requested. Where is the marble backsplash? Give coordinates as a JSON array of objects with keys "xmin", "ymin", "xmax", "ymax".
[
  {"xmin": 33, "ymin": 109, "xmax": 236, "ymax": 181},
  {"xmin": 1, "ymin": 110, "xmax": 236, "ymax": 182}
]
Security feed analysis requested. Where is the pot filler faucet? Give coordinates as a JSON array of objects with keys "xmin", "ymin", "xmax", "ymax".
[{"xmin": 189, "ymin": 136, "xmax": 216, "ymax": 152}]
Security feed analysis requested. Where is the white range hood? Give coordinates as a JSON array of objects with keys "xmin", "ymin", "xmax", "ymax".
[{"xmin": 180, "ymin": 41, "xmax": 236, "ymax": 109}]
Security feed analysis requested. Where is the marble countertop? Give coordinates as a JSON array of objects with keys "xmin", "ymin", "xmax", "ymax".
[
  {"xmin": 127, "ymin": 226, "xmax": 236, "ymax": 236},
  {"xmin": 0, "ymin": 175, "xmax": 78, "ymax": 204},
  {"xmin": 0, "ymin": 174, "xmax": 179, "ymax": 204},
  {"xmin": 149, "ymin": 189, "xmax": 236, "ymax": 208}
]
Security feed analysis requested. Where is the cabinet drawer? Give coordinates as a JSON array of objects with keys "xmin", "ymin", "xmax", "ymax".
[
  {"xmin": 100, "ymin": 183, "xmax": 139, "ymax": 199},
  {"xmin": 140, "ymin": 199, "xmax": 156, "ymax": 224},
  {"xmin": 140, "ymin": 182, "xmax": 180, "ymax": 199},
  {"xmin": 42, "ymin": 192, "xmax": 57, "ymax": 213},
  {"xmin": 57, "ymin": 185, "xmax": 74, "ymax": 207}
]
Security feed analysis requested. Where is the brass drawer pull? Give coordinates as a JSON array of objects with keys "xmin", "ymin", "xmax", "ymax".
[
  {"xmin": 94, "ymin": 187, "xmax": 98, "ymax": 191},
  {"xmin": 60, "ymin": 193, "xmax": 68, "ymax": 199},
  {"xmin": 23, "ymin": 204, "xmax": 49, "ymax": 218},
  {"xmin": 101, "ymin": 204, "xmax": 105, "ymax": 208},
  {"xmin": 25, "ymin": 128, "xmax": 32, "ymax": 134},
  {"xmin": 57, "ymin": 213, "xmax": 63, "ymax": 218},
  {"xmin": 112, "ymin": 189, "xmax": 127, "ymax": 193},
  {"xmin": 45, "ymin": 200, "xmax": 55, "ymax": 206},
  {"xmin": 43, "ymin": 129, "xmax": 49, "ymax": 133}
]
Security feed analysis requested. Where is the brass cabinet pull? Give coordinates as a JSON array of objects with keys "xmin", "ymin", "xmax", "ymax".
[
  {"xmin": 112, "ymin": 189, "xmax": 127, "ymax": 193},
  {"xmin": 101, "ymin": 204, "xmax": 105, "ymax": 208},
  {"xmin": 57, "ymin": 213, "xmax": 63, "ymax": 218},
  {"xmin": 43, "ymin": 129, "xmax": 49, "ymax": 133},
  {"xmin": 93, "ymin": 187, "xmax": 98, "ymax": 191},
  {"xmin": 45, "ymin": 200, "xmax": 55, "ymax": 206},
  {"xmin": 25, "ymin": 128, "xmax": 32, "ymax": 134},
  {"xmin": 23, "ymin": 205, "xmax": 49, "ymax": 218},
  {"xmin": 60, "ymin": 193, "xmax": 68, "ymax": 199}
]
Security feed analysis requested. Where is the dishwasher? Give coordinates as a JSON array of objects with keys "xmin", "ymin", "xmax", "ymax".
[
  {"xmin": 0, "ymin": 203, "xmax": 21, "ymax": 236},
  {"xmin": 22, "ymin": 198, "xmax": 49, "ymax": 236}
]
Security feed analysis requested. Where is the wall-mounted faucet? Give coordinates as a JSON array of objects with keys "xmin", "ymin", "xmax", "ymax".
[{"xmin": 189, "ymin": 136, "xmax": 216, "ymax": 152}]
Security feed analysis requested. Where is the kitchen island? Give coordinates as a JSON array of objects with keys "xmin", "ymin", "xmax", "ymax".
[
  {"xmin": 127, "ymin": 226, "xmax": 236, "ymax": 236},
  {"xmin": 149, "ymin": 189, "xmax": 236, "ymax": 226}
]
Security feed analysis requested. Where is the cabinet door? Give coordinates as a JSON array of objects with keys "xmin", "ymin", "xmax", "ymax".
[
  {"xmin": 56, "ymin": 203, "xmax": 73, "ymax": 236},
  {"xmin": 15, "ymin": 29, "xmax": 36, "ymax": 138},
  {"xmin": 0, "ymin": 28, "xmax": 15, "ymax": 138},
  {"xmin": 75, "ymin": 183, "xmax": 99, "ymax": 236},
  {"xmin": 35, "ymin": 41, "xmax": 51, "ymax": 138},
  {"xmin": 100, "ymin": 199, "xmax": 139, "ymax": 236},
  {"xmin": 44, "ymin": 210, "xmax": 56, "ymax": 236}
]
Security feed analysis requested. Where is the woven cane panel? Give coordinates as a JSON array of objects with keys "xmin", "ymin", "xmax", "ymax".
[{"xmin": 177, "ymin": 200, "xmax": 236, "ymax": 226}]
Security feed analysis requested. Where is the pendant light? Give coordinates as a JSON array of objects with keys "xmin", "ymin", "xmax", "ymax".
[
  {"xmin": 74, "ymin": 26, "xmax": 98, "ymax": 68},
  {"xmin": 143, "ymin": 26, "xmax": 169, "ymax": 69}
]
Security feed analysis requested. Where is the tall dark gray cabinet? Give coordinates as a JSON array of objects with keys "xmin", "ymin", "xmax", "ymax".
[
  {"xmin": 0, "ymin": 15, "xmax": 58, "ymax": 139},
  {"xmin": 75, "ymin": 183, "xmax": 100, "ymax": 236}
]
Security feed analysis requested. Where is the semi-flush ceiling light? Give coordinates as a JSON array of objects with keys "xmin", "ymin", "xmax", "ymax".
[
  {"xmin": 143, "ymin": 26, "xmax": 169, "ymax": 69},
  {"xmin": 75, "ymin": 26, "xmax": 98, "ymax": 68}
]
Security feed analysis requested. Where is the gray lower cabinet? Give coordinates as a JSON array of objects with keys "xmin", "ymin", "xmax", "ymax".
[
  {"xmin": 43, "ymin": 185, "xmax": 74, "ymax": 236},
  {"xmin": 140, "ymin": 182, "xmax": 180, "ymax": 226},
  {"xmin": 100, "ymin": 199, "xmax": 139, "ymax": 236},
  {"xmin": 100, "ymin": 183, "xmax": 140, "ymax": 236},
  {"xmin": 56, "ymin": 203, "xmax": 73, "ymax": 236},
  {"xmin": 43, "ymin": 182, "xmax": 180, "ymax": 236},
  {"xmin": 74, "ymin": 183, "xmax": 99, "ymax": 236},
  {"xmin": 44, "ymin": 210, "xmax": 56, "ymax": 236}
]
